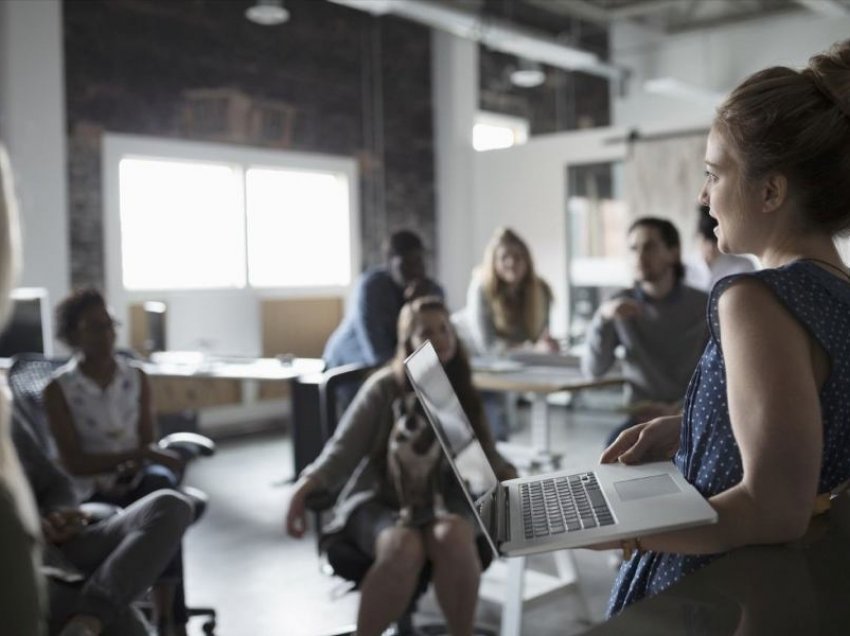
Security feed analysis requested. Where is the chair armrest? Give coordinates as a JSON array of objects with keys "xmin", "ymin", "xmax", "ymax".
[
  {"xmin": 159, "ymin": 432, "xmax": 216, "ymax": 460},
  {"xmin": 79, "ymin": 501, "xmax": 122, "ymax": 523}
]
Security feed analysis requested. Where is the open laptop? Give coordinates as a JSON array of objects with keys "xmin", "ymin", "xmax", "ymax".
[{"xmin": 404, "ymin": 341, "xmax": 717, "ymax": 557}]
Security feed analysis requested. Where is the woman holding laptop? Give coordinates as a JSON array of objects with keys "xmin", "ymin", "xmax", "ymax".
[{"xmin": 601, "ymin": 40, "xmax": 850, "ymax": 614}]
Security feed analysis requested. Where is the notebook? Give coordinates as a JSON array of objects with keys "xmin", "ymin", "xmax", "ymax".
[{"xmin": 404, "ymin": 341, "xmax": 717, "ymax": 557}]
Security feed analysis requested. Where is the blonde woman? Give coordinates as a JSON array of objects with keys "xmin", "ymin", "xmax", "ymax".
[
  {"xmin": 459, "ymin": 228, "xmax": 556, "ymax": 440},
  {"xmin": 464, "ymin": 227, "xmax": 556, "ymax": 356},
  {"xmin": 0, "ymin": 144, "xmax": 45, "ymax": 634}
]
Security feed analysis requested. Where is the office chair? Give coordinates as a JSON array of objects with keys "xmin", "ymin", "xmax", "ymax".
[
  {"xmin": 6, "ymin": 353, "xmax": 218, "ymax": 635},
  {"xmin": 297, "ymin": 363, "xmax": 497, "ymax": 636}
]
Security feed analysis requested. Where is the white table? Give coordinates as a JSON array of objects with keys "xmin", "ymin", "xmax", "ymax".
[{"xmin": 472, "ymin": 358, "xmax": 625, "ymax": 636}]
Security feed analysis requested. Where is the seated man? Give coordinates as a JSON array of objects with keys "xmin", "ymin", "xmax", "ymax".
[
  {"xmin": 11, "ymin": 415, "xmax": 193, "ymax": 636},
  {"xmin": 582, "ymin": 217, "xmax": 709, "ymax": 445}
]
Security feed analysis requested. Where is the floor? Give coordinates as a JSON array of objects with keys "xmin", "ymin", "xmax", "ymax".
[{"xmin": 180, "ymin": 400, "xmax": 625, "ymax": 636}]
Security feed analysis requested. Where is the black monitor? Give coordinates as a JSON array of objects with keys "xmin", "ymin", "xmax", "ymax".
[
  {"xmin": 0, "ymin": 288, "xmax": 53, "ymax": 357},
  {"xmin": 144, "ymin": 301, "xmax": 167, "ymax": 353}
]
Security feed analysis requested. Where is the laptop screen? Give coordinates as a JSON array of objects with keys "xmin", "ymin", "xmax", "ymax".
[{"xmin": 404, "ymin": 341, "xmax": 501, "ymax": 549}]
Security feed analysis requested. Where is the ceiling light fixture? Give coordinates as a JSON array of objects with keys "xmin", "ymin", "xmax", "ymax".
[
  {"xmin": 245, "ymin": 0, "xmax": 290, "ymax": 26},
  {"xmin": 510, "ymin": 59, "xmax": 546, "ymax": 88}
]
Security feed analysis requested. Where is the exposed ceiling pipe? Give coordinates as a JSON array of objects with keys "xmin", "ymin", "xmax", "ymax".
[
  {"xmin": 794, "ymin": 0, "xmax": 850, "ymax": 17},
  {"xmin": 325, "ymin": 0, "xmax": 624, "ymax": 81}
]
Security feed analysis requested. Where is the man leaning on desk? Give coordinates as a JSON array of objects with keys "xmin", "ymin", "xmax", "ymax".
[
  {"xmin": 581, "ymin": 217, "xmax": 708, "ymax": 446},
  {"xmin": 323, "ymin": 229, "xmax": 444, "ymax": 370}
]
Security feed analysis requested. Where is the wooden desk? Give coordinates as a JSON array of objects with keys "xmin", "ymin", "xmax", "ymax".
[
  {"xmin": 143, "ymin": 354, "xmax": 325, "ymax": 382},
  {"xmin": 143, "ymin": 355, "xmax": 325, "ymax": 469}
]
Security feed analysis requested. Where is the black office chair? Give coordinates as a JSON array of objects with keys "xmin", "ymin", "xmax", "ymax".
[
  {"xmin": 6, "ymin": 353, "xmax": 218, "ymax": 635},
  {"xmin": 298, "ymin": 364, "xmax": 496, "ymax": 636}
]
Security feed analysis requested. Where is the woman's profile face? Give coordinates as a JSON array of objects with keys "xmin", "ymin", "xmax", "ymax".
[
  {"xmin": 74, "ymin": 303, "xmax": 117, "ymax": 358},
  {"xmin": 494, "ymin": 242, "xmax": 528, "ymax": 287},
  {"xmin": 409, "ymin": 308, "xmax": 457, "ymax": 365},
  {"xmin": 699, "ymin": 128, "xmax": 762, "ymax": 255}
]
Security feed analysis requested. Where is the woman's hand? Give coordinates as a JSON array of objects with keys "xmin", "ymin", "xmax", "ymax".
[
  {"xmin": 600, "ymin": 415, "xmax": 682, "ymax": 465},
  {"xmin": 285, "ymin": 476, "xmax": 317, "ymax": 539}
]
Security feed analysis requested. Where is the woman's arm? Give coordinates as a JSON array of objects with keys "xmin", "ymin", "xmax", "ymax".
[
  {"xmin": 614, "ymin": 279, "xmax": 823, "ymax": 555},
  {"xmin": 44, "ymin": 380, "xmax": 145, "ymax": 476},
  {"xmin": 466, "ymin": 275, "xmax": 498, "ymax": 354}
]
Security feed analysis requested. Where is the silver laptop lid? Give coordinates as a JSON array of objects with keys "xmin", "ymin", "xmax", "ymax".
[{"xmin": 404, "ymin": 341, "xmax": 501, "ymax": 553}]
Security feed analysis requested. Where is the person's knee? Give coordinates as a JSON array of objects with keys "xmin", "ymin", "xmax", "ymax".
[
  {"xmin": 427, "ymin": 516, "xmax": 479, "ymax": 566},
  {"xmin": 147, "ymin": 490, "xmax": 194, "ymax": 533},
  {"xmin": 374, "ymin": 527, "xmax": 426, "ymax": 574}
]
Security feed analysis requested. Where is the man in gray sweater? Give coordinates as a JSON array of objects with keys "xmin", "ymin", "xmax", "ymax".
[{"xmin": 581, "ymin": 217, "xmax": 709, "ymax": 445}]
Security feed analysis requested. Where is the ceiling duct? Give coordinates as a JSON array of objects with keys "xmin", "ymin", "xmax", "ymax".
[{"xmin": 325, "ymin": 0, "xmax": 623, "ymax": 82}]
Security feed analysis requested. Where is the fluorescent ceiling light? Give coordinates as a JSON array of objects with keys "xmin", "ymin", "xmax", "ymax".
[
  {"xmin": 245, "ymin": 0, "xmax": 290, "ymax": 26},
  {"xmin": 510, "ymin": 60, "xmax": 546, "ymax": 88},
  {"xmin": 644, "ymin": 77, "xmax": 724, "ymax": 104}
]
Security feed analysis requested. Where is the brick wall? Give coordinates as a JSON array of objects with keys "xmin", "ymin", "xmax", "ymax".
[
  {"xmin": 63, "ymin": 0, "xmax": 609, "ymax": 288},
  {"xmin": 63, "ymin": 0, "xmax": 435, "ymax": 287}
]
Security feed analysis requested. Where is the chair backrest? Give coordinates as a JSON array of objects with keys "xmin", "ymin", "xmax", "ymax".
[
  {"xmin": 7, "ymin": 353, "xmax": 68, "ymax": 457},
  {"xmin": 320, "ymin": 363, "xmax": 376, "ymax": 441}
]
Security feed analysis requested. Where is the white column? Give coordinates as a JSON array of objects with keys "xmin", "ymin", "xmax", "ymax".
[
  {"xmin": 0, "ymin": 0, "xmax": 70, "ymax": 314},
  {"xmin": 432, "ymin": 30, "xmax": 478, "ymax": 311}
]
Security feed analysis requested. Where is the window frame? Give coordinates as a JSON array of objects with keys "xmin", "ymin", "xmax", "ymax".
[{"xmin": 102, "ymin": 133, "xmax": 360, "ymax": 348}]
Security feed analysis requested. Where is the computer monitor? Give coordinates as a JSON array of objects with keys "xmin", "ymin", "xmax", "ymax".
[
  {"xmin": 0, "ymin": 288, "xmax": 53, "ymax": 357},
  {"xmin": 143, "ymin": 301, "xmax": 167, "ymax": 353}
]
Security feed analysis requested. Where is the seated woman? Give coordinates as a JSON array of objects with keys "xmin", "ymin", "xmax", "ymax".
[
  {"xmin": 456, "ymin": 227, "xmax": 557, "ymax": 439},
  {"xmin": 43, "ymin": 288, "xmax": 189, "ymax": 634},
  {"xmin": 285, "ymin": 296, "xmax": 516, "ymax": 636},
  {"xmin": 44, "ymin": 288, "xmax": 184, "ymax": 506}
]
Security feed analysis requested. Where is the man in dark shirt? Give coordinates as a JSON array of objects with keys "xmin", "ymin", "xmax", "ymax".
[
  {"xmin": 323, "ymin": 229, "xmax": 443, "ymax": 368},
  {"xmin": 11, "ymin": 416, "xmax": 192, "ymax": 636}
]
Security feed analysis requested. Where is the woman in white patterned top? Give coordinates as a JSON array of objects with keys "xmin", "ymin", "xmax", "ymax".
[{"xmin": 43, "ymin": 288, "xmax": 184, "ymax": 506}]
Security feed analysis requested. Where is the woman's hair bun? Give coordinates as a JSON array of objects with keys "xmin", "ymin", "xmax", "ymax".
[{"xmin": 805, "ymin": 39, "xmax": 850, "ymax": 120}]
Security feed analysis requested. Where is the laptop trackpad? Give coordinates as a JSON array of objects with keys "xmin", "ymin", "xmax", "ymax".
[{"xmin": 614, "ymin": 474, "xmax": 681, "ymax": 501}]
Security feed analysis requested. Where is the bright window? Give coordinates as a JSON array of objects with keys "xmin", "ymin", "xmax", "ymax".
[
  {"xmin": 108, "ymin": 138, "xmax": 356, "ymax": 292},
  {"xmin": 119, "ymin": 159, "xmax": 246, "ymax": 290},
  {"xmin": 246, "ymin": 167, "xmax": 351, "ymax": 287}
]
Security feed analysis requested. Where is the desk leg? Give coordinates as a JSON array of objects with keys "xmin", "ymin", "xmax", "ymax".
[
  {"xmin": 553, "ymin": 549, "xmax": 592, "ymax": 623},
  {"xmin": 501, "ymin": 556, "xmax": 525, "ymax": 636},
  {"xmin": 530, "ymin": 395, "xmax": 550, "ymax": 457}
]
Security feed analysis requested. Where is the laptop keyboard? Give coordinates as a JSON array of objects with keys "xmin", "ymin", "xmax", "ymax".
[{"xmin": 521, "ymin": 472, "xmax": 615, "ymax": 539}]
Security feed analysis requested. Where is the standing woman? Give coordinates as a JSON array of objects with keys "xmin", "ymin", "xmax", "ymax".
[
  {"xmin": 463, "ymin": 227, "xmax": 557, "ymax": 356},
  {"xmin": 285, "ymin": 296, "xmax": 516, "ymax": 636},
  {"xmin": 0, "ymin": 145, "xmax": 45, "ymax": 634},
  {"xmin": 600, "ymin": 40, "xmax": 850, "ymax": 614}
]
